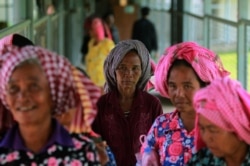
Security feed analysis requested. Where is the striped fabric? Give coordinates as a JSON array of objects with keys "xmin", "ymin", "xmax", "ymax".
[
  {"xmin": 104, "ymin": 39, "xmax": 151, "ymax": 92},
  {"xmin": 155, "ymin": 42, "xmax": 230, "ymax": 98},
  {"xmin": 0, "ymin": 45, "xmax": 101, "ymax": 133},
  {"xmin": 193, "ymin": 77, "xmax": 250, "ymax": 150}
]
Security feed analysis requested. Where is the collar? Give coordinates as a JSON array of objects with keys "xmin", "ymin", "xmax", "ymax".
[
  {"xmin": 0, "ymin": 118, "xmax": 74, "ymax": 153},
  {"xmin": 107, "ymin": 89, "xmax": 145, "ymax": 108}
]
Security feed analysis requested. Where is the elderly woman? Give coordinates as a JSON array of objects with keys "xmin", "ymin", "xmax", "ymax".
[
  {"xmin": 140, "ymin": 42, "xmax": 229, "ymax": 165},
  {"xmin": 187, "ymin": 77, "xmax": 250, "ymax": 166},
  {"xmin": 92, "ymin": 39, "xmax": 163, "ymax": 166},
  {"xmin": 0, "ymin": 45, "xmax": 101, "ymax": 165}
]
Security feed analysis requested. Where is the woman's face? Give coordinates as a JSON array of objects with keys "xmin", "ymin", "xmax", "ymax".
[
  {"xmin": 198, "ymin": 114, "xmax": 246, "ymax": 158},
  {"xmin": 115, "ymin": 51, "xmax": 142, "ymax": 92},
  {"xmin": 5, "ymin": 63, "xmax": 53, "ymax": 126},
  {"xmin": 167, "ymin": 65, "xmax": 201, "ymax": 113}
]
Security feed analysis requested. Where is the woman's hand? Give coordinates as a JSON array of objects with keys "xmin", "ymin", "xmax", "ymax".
[{"xmin": 141, "ymin": 148, "xmax": 160, "ymax": 166}]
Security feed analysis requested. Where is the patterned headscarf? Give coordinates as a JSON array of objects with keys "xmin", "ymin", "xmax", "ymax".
[
  {"xmin": 104, "ymin": 39, "xmax": 151, "ymax": 92},
  {"xmin": 193, "ymin": 77, "xmax": 250, "ymax": 150},
  {"xmin": 0, "ymin": 33, "xmax": 34, "ymax": 55},
  {"xmin": 155, "ymin": 42, "xmax": 230, "ymax": 98},
  {"xmin": 0, "ymin": 45, "xmax": 101, "ymax": 133}
]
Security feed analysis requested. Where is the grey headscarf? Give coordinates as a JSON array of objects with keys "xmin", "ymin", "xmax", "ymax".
[{"xmin": 104, "ymin": 40, "xmax": 151, "ymax": 93}]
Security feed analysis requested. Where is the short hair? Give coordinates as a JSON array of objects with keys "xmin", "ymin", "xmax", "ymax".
[{"xmin": 141, "ymin": 7, "xmax": 150, "ymax": 16}]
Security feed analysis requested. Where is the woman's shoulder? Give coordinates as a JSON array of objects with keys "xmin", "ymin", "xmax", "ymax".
[{"xmin": 139, "ymin": 91, "xmax": 161, "ymax": 102}]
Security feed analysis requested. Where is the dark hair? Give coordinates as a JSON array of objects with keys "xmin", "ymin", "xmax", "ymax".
[
  {"xmin": 167, "ymin": 59, "xmax": 208, "ymax": 88},
  {"xmin": 12, "ymin": 34, "xmax": 34, "ymax": 47},
  {"xmin": 141, "ymin": 7, "xmax": 150, "ymax": 17},
  {"xmin": 103, "ymin": 11, "xmax": 114, "ymax": 20}
]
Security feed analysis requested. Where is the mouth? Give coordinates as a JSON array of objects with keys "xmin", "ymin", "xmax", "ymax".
[{"xmin": 16, "ymin": 105, "xmax": 36, "ymax": 112}]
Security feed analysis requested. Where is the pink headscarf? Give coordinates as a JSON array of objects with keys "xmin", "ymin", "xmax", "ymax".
[
  {"xmin": 0, "ymin": 34, "xmax": 34, "ymax": 55},
  {"xmin": 0, "ymin": 45, "xmax": 101, "ymax": 133},
  {"xmin": 154, "ymin": 42, "xmax": 229, "ymax": 98},
  {"xmin": 193, "ymin": 77, "xmax": 250, "ymax": 150}
]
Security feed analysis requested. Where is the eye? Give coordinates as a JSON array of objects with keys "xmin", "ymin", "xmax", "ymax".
[
  {"xmin": 132, "ymin": 66, "xmax": 141, "ymax": 72},
  {"xmin": 117, "ymin": 66, "xmax": 126, "ymax": 71},
  {"xmin": 29, "ymin": 83, "xmax": 41, "ymax": 92},
  {"xmin": 168, "ymin": 83, "xmax": 176, "ymax": 90},
  {"xmin": 7, "ymin": 85, "xmax": 19, "ymax": 95},
  {"xmin": 208, "ymin": 127, "xmax": 220, "ymax": 134},
  {"xmin": 199, "ymin": 126, "xmax": 205, "ymax": 134},
  {"xmin": 184, "ymin": 84, "xmax": 192, "ymax": 89}
]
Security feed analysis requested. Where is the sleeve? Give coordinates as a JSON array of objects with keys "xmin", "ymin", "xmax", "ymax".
[
  {"xmin": 141, "ymin": 117, "xmax": 161, "ymax": 152},
  {"xmin": 92, "ymin": 99, "xmax": 103, "ymax": 136},
  {"xmin": 105, "ymin": 39, "xmax": 115, "ymax": 57},
  {"xmin": 83, "ymin": 139, "xmax": 102, "ymax": 165}
]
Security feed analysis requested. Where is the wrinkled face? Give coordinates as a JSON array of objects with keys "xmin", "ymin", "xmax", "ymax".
[
  {"xmin": 167, "ymin": 65, "xmax": 201, "ymax": 113},
  {"xmin": 198, "ymin": 114, "xmax": 245, "ymax": 158},
  {"xmin": 5, "ymin": 63, "xmax": 53, "ymax": 126},
  {"xmin": 115, "ymin": 51, "xmax": 142, "ymax": 92}
]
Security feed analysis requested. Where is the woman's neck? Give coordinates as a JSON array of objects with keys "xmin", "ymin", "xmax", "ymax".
[
  {"xmin": 19, "ymin": 118, "xmax": 52, "ymax": 153},
  {"xmin": 179, "ymin": 112, "xmax": 196, "ymax": 132},
  {"xmin": 225, "ymin": 142, "xmax": 248, "ymax": 166}
]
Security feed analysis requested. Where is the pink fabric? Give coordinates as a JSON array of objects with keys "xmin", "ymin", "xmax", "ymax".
[
  {"xmin": 145, "ymin": 59, "xmax": 156, "ymax": 91},
  {"xmin": 0, "ymin": 34, "xmax": 20, "ymax": 134},
  {"xmin": 0, "ymin": 45, "xmax": 101, "ymax": 133},
  {"xmin": 154, "ymin": 42, "xmax": 230, "ymax": 98},
  {"xmin": 193, "ymin": 77, "xmax": 250, "ymax": 150},
  {"xmin": 91, "ymin": 18, "xmax": 106, "ymax": 42},
  {"xmin": 0, "ymin": 34, "xmax": 14, "ymax": 55}
]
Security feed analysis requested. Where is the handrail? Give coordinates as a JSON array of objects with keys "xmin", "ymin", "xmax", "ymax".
[{"xmin": 0, "ymin": 20, "xmax": 31, "ymax": 38}]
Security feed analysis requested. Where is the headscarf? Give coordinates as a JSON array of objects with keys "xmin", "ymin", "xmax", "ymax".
[
  {"xmin": 155, "ymin": 42, "xmax": 230, "ymax": 98},
  {"xmin": 104, "ymin": 39, "xmax": 151, "ymax": 92},
  {"xmin": 0, "ymin": 45, "xmax": 101, "ymax": 133},
  {"xmin": 91, "ymin": 18, "xmax": 112, "ymax": 42},
  {"xmin": 0, "ymin": 33, "xmax": 34, "ymax": 55},
  {"xmin": 193, "ymin": 77, "xmax": 250, "ymax": 150}
]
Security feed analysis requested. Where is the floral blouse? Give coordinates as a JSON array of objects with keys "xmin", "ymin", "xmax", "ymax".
[
  {"xmin": 187, "ymin": 147, "xmax": 250, "ymax": 166},
  {"xmin": 142, "ymin": 110, "xmax": 196, "ymax": 166},
  {"xmin": 0, "ymin": 121, "xmax": 101, "ymax": 165}
]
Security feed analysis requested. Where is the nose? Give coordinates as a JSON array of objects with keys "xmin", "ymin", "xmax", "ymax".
[
  {"xmin": 123, "ymin": 68, "xmax": 133, "ymax": 76},
  {"xmin": 175, "ymin": 87, "xmax": 185, "ymax": 97},
  {"xmin": 16, "ymin": 89, "xmax": 31, "ymax": 103}
]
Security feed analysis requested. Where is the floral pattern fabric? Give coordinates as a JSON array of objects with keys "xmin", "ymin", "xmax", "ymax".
[
  {"xmin": 142, "ymin": 110, "xmax": 196, "ymax": 166},
  {"xmin": 0, "ymin": 133, "xmax": 100, "ymax": 165},
  {"xmin": 186, "ymin": 147, "xmax": 250, "ymax": 166}
]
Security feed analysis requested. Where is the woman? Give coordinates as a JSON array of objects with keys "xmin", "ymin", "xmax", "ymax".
[
  {"xmin": 0, "ymin": 45, "xmax": 101, "ymax": 165},
  {"xmin": 140, "ymin": 42, "xmax": 229, "ymax": 165},
  {"xmin": 92, "ymin": 40, "xmax": 163, "ymax": 166},
  {"xmin": 187, "ymin": 77, "xmax": 250, "ymax": 166},
  {"xmin": 85, "ymin": 17, "xmax": 114, "ymax": 89}
]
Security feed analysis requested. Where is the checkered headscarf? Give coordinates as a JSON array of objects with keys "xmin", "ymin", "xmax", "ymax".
[
  {"xmin": 193, "ymin": 77, "xmax": 250, "ymax": 150},
  {"xmin": 155, "ymin": 42, "xmax": 230, "ymax": 98},
  {"xmin": 0, "ymin": 45, "xmax": 101, "ymax": 133}
]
